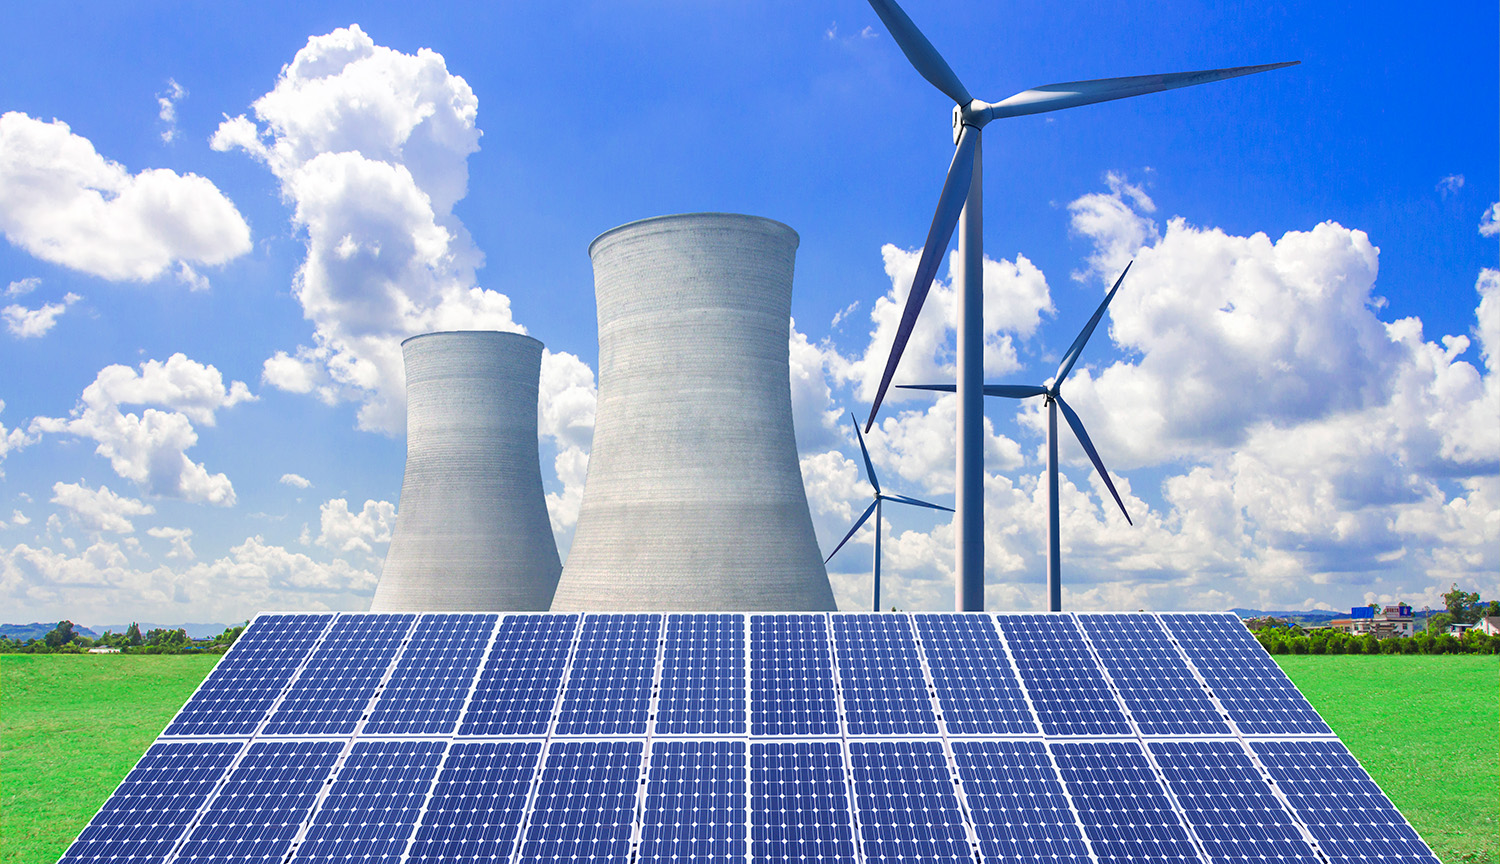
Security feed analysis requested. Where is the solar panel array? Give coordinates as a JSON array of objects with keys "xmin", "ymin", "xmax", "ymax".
[{"xmin": 60, "ymin": 611, "xmax": 1439, "ymax": 864}]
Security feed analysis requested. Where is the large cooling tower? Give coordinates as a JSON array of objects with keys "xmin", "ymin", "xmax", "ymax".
[
  {"xmin": 371, "ymin": 331, "xmax": 561, "ymax": 611},
  {"xmin": 551, "ymin": 213, "xmax": 836, "ymax": 611}
]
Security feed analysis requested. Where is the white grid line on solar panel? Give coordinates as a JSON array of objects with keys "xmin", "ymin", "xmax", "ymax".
[
  {"xmin": 995, "ymin": 614, "xmax": 1133, "ymax": 736},
  {"xmin": 168, "ymin": 740, "xmax": 343, "ymax": 864},
  {"xmin": 1159, "ymin": 613, "xmax": 1331, "ymax": 736},
  {"xmin": 1049, "ymin": 740, "xmax": 1204, "ymax": 864},
  {"xmin": 831, "ymin": 615, "xmax": 938, "ymax": 736},
  {"xmin": 262, "ymin": 614, "xmax": 416, "ymax": 736},
  {"xmin": 749, "ymin": 741, "xmax": 859, "ymax": 864},
  {"xmin": 458, "ymin": 614, "xmax": 580, "ymax": 736},
  {"xmin": 655, "ymin": 614, "xmax": 747, "ymax": 736},
  {"xmin": 1146, "ymin": 740, "xmax": 1320, "ymax": 863},
  {"xmin": 1250, "ymin": 740, "xmax": 1441, "ymax": 864},
  {"xmin": 287, "ymin": 740, "xmax": 445, "ymax": 863},
  {"xmin": 57, "ymin": 741, "xmax": 243, "ymax": 864},
  {"xmin": 553, "ymin": 613, "xmax": 662, "ymax": 736},
  {"xmin": 848, "ymin": 740, "xmax": 972, "ymax": 863},
  {"xmin": 1077, "ymin": 613, "xmax": 1231, "ymax": 736},
  {"xmin": 396, "ymin": 740, "xmax": 540, "ymax": 864},
  {"xmin": 950, "ymin": 739, "xmax": 1092, "ymax": 864},
  {"xmin": 363, "ymin": 614, "xmax": 498, "ymax": 736},
  {"xmin": 749, "ymin": 614, "xmax": 839, "ymax": 736},
  {"xmin": 164, "ymin": 613, "xmax": 333, "ymax": 737},
  {"xmin": 913, "ymin": 613, "xmax": 1038, "ymax": 735},
  {"xmin": 637, "ymin": 740, "xmax": 748, "ymax": 863},
  {"xmin": 513, "ymin": 739, "xmax": 645, "ymax": 863}
]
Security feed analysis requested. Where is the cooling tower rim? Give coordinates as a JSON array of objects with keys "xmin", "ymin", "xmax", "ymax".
[
  {"xmin": 400, "ymin": 330, "xmax": 544, "ymax": 350},
  {"xmin": 588, "ymin": 212, "xmax": 800, "ymax": 258}
]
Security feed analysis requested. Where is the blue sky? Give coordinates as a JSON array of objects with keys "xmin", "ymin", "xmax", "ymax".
[{"xmin": 1, "ymin": 0, "xmax": 1495, "ymax": 624}]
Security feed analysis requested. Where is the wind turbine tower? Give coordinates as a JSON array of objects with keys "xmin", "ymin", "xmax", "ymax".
[{"xmin": 860, "ymin": 0, "xmax": 1295, "ymax": 611}]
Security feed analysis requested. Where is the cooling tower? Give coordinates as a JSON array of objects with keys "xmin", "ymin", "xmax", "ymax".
[
  {"xmin": 371, "ymin": 331, "xmax": 561, "ymax": 611},
  {"xmin": 551, "ymin": 213, "xmax": 836, "ymax": 611}
]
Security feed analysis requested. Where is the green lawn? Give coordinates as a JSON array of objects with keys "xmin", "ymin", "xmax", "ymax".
[{"xmin": 1, "ymin": 653, "xmax": 1493, "ymax": 864}]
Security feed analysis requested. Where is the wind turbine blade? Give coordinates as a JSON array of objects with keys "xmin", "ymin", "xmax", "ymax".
[
  {"xmin": 865, "ymin": 0, "xmax": 973, "ymax": 105},
  {"xmin": 985, "ymin": 62, "xmax": 1298, "ymax": 122},
  {"xmin": 864, "ymin": 126, "xmax": 978, "ymax": 432},
  {"xmin": 886, "ymin": 493, "xmax": 955, "ymax": 513},
  {"xmin": 1054, "ymin": 395, "xmax": 1132, "ymax": 526},
  {"xmin": 983, "ymin": 384, "xmax": 1050, "ymax": 399},
  {"xmin": 826, "ymin": 499, "xmax": 880, "ymax": 563},
  {"xmin": 1055, "ymin": 261, "xmax": 1131, "ymax": 386},
  {"xmin": 849, "ymin": 413, "xmax": 881, "ymax": 495}
]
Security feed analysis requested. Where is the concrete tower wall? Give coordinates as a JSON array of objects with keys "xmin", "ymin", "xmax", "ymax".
[
  {"xmin": 372, "ymin": 331, "xmax": 561, "ymax": 611},
  {"xmin": 551, "ymin": 213, "xmax": 836, "ymax": 611}
]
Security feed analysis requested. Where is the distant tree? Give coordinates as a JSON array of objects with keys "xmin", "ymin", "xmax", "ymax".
[
  {"xmin": 124, "ymin": 623, "xmax": 143, "ymax": 646},
  {"xmin": 1426, "ymin": 612, "xmax": 1454, "ymax": 634},
  {"xmin": 43, "ymin": 620, "xmax": 77, "ymax": 648},
  {"xmin": 1442, "ymin": 584, "xmax": 1482, "ymax": 624},
  {"xmin": 1244, "ymin": 616, "xmax": 1289, "ymax": 630},
  {"xmin": 213, "ymin": 623, "xmax": 246, "ymax": 650},
  {"xmin": 1485, "ymin": 600, "xmax": 1500, "ymax": 619},
  {"xmin": 146, "ymin": 627, "xmax": 188, "ymax": 649}
]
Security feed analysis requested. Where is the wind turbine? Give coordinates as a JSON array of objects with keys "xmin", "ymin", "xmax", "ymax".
[
  {"xmin": 825, "ymin": 412, "xmax": 953, "ymax": 611},
  {"xmin": 901, "ymin": 262, "xmax": 1134, "ymax": 612},
  {"xmin": 859, "ymin": 0, "xmax": 1295, "ymax": 611}
]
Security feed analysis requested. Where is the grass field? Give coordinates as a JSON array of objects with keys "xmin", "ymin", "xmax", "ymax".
[{"xmin": 1, "ymin": 652, "xmax": 1494, "ymax": 864}]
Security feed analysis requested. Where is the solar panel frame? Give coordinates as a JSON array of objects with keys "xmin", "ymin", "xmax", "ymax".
[
  {"xmin": 749, "ymin": 614, "xmax": 840, "ymax": 737},
  {"xmin": 951, "ymin": 738, "xmax": 1094, "ymax": 864},
  {"xmin": 638, "ymin": 739, "xmax": 749, "ymax": 863},
  {"xmin": 261, "ymin": 613, "xmax": 417, "ymax": 737},
  {"xmin": 1077, "ymin": 612, "xmax": 1232, "ymax": 737},
  {"xmin": 995, "ymin": 613, "xmax": 1134, "ymax": 737},
  {"xmin": 1049, "ymin": 739, "xmax": 1204, "ymax": 864},
  {"xmin": 288, "ymin": 739, "xmax": 447, "ymax": 863},
  {"xmin": 363, "ymin": 613, "xmax": 498, "ymax": 736},
  {"xmin": 400, "ymin": 739, "xmax": 544, "ymax": 864},
  {"xmin": 914, "ymin": 612, "xmax": 1040, "ymax": 736},
  {"xmin": 458, "ymin": 613, "xmax": 581, "ymax": 737},
  {"xmin": 830, "ymin": 614, "xmax": 940, "ymax": 736},
  {"xmin": 553, "ymin": 613, "xmax": 664, "ymax": 736},
  {"xmin": 656, "ymin": 613, "xmax": 747, "ymax": 736},
  {"xmin": 847, "ymin": 738, "xmax": 977, "ymax": 864},
  {"xmin": 514, "ymin": 739, "xmax": 647, "ymax": 863}
]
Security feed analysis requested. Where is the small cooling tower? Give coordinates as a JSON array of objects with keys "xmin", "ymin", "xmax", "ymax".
[
  {"xmin": 371, "ymin": 331, "xmax": 561, "ymax": 611},
  {"xmin": 551, "ymin": 213, "xmax": 836, "ymax": 611}
]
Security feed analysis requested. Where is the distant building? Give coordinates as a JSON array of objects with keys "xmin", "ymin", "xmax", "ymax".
[
  {"xmin": 87, "ymin": 647, "xmax": 121, "ymax": 654},
  {"xmin": 1448, "ymin": 622, "xmax": 1476, "ymax": 635},
  {"xmin": 1479, "ymin": 617, "xmax": 1500, "ymax": 637},
  {"xmin": 1330, "ymin": 605, "xmax": 1414, "ymax": 638}
]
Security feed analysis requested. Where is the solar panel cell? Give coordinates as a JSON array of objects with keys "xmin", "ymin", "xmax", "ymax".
[
  {"xmin": 639, "ymin": 740, "xmax": 747, "ymax": 863},
  {"xmin": 749, "ymin": 742, "xmax": 857, "ymax": 864},
  {"xmin": 915, "ymin": 613, "xmax": 1037, "ymax": 735},
  {"xmin": 1051, "ymin": 740, "xmax": 1201, "ymax": 864},
  {"xmin": 365, "ymin": 614, "xmax": 495, "ymax": 736},
  {"xmin": 997, "ymin": 614, "xmax": 1132, "ymax": 736},
  {"xmin": 263, "ymin": 614, "xmax": 414, "ymax": 736},
  {"xmin": 750, "ymin": 615, "xmax": 838, "ymax": 736},
  {"xmin": 849, "ymin": 740, "xmax": 972, "ymax": 863},
  {"xmin": 832, "ymin": 615, "xmax": 939, "ymax": 735},
  {"xmin": 165, "ymin": 613, "xmax": 331, "ymax": 737},
  {"xmin": 292, "ymin": 740, "xmax": 445, "ymax": 863},
  {"xmin": 459, "ymin": 614, "xmax": 579, "ymax": 736},
  {"xmin": 952, "ymin": 740, "xmax": 1089, "ymax": 863},
  {"xmin": 1079, "ymin": 613, "xmax": 1230, "ymax": 735},
  {"xmin": 657, "ymin": 614, "xmax": 745, "ymax": 735},
  {"xmin": 518, "ymin": 740, "xmax": 644, "ymax": 862},
  {"xmin": 406, "ymin": 741, "xmax": 542, "ymax": 864},
  {"xmin": 554, "ymin": 614, "xmax": 661, "ymax": 736}
]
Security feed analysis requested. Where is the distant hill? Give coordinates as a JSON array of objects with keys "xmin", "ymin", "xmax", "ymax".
[
  {"xmin": 1, "ymin": 622, "xmax": 100, "ymax": 640},
  {"xmin": 1230, "ymin": 608, "xmax": 1343, "ymax": 624}
]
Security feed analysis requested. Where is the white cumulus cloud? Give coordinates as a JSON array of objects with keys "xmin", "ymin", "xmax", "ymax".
[
  {"xmin": 316, "ymin": 497, "xmax": 396, "ymax": 554},
  {"xmin": 157, "ymin": 78, "xmax": 186, "ymax": 143},
  {"xmin": 6, "ymin": 277, "xmax": 40, "ymax": 297},
  {"xmin": 51, "ymin": 481, "xmax": 155, "ymax": 534},
  {"xmin": 279, "ymin": 472, "xmax": 312, "ymax": 489},
  {"xmin": 146, "ymin": 525, "xmax": 195, "ymax": 560},
  {"xmin": 4, "ymin": 292, "xmax": 80, "ymax": 338}
]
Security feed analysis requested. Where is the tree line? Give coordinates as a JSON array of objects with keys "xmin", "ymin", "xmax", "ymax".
[
  {"xmin": 1247, "ymin": 583, "xmax": 1497, "ymax": 656},
  {"xmin": 0, "ymin": 620, "xmax": 245, "ymax": 654}
]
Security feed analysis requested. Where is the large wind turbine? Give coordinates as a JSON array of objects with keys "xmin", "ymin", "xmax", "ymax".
[
  {"xmin": 825, "ymin": 413, "xmax": 953, "ymax": 611},
  {"xmin": 860, "ymin": 0, "xmax": 1295, "ymax": 611},
  {"xmin": 902, "ymin": 262, "xmax": 1134, "ymax": 612}
]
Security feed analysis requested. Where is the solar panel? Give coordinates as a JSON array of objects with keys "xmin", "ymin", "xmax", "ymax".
[
  {"xmin": 164, "ymin": 613, "xmax": 330, "ymax": 737},
  {"xmin": 656, "ymin": 613, "xmax": 746, "ymax": 735},
  {"xmin": 57, "ymin": 741, "xmax": 242, "ymax": 864},
  {"xmin": 291, "ymin": 740, "xmax": 445, "ymax": 863},
  {"xmin": 364, "ymin": 613, "xmax": 496, "ymax": 735},
  {"xmin": 1252, "ymin": 739, "xmax": 1441, "ymax": 864},
  {"xmin": 749, "ymin": 741, "xmax": 857, "ymax": 864},
  {"xmin": 915, "ymin": 613, "xmax": 1038, "ymax": 735},
  {"xmin": 750, "ymin": 614, "xmax": 838, "ymax": 736},
  {"xmin": 1161, "ymin": 612, "xmax": 1331, "ymax": 735},
  {"xmin": 459, "ymin": 613, "xmax": 578, "ymax": 736},
  {"xmin": 952, "ymin": 739, "xmax": 1090, "ymax": 863},
  {"xmin": 263, "ymin": 613, "xmax": 414, "ymax": 736},
  {"xmin": 1148, "ymin": 740, "xmax": 1319, "ymax": 863},
  {"xmin": 517, "ymin": 740, "xmax": 643, "ymax": 862},
  {"xmin": 639, "ymin": 740, "xmax": 747, "ymax": 863},
  {"xmin": 173, "ymin": 740, "xmax": 342, "ymax": 864},
  {"xmin": 849, "ymin": 740, "xmax": 973, "ymax": 863},
  {"xmin": 1079, "ymin": 613, "xmax": 1231, "ymax": 735},
  {"xmin": 554, "ymin": 613, "xmax": 661, "ymax": 735},
  {"xmin": 997, "ymin": 613, "xmax": 1132, "ymax": 736},
  {"xmin": 405, "ymin": 741, "xmax": 542, "ymax": 864},
  {"xmin": 1050, "ymin": 740, "xmax": 1201, "ymax": 863},
  {"xmin": 832, "ymin": 614, "xmax": 939, "ymax": 735}
]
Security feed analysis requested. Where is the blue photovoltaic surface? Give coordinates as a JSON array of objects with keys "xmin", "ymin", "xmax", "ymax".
[
  {"xmin": 833, "ymin": 615, "xmax": 938, "ymax": 735},
  {"xmin": 850, "ymin": 740, "xmax": 971, "ymax": 863},
  {"xmin": 364, "ymin": 614, "xmax": 495, "ymax": 735},
  {"xmin": 1252, "ymin": 740, "xmax": 1440, "ymax": 864},
  {"xmin": 1051, "ymin": 741, "xmax": 1200, "ymax": 864},
  {"xmin": 750, "ymin": 615, "xmax": 838, "ymax": 736},
  {"xmin": 554, "ymin": 614, "xmax": 661, "ymax": 736},
  {"xmin": 1079, "ymin": 613, "xmax": 1230, "ymax": 736},
  {"xmin": 996, "ymin": 614, "xmax": 1132, "ymax": 736},
  {"xmin": 173, "ymin": 740, "xmax": 342, "ymax": 864},
  {"xmin": 1161, "ymin": 613, "xmax": 1330, "ymax": 735},
  {"xmin": 639, "ymin": 740, "xmax": 747, "ymax": 863},
  {"xmin": 952, "ymin": 740, "xmax": 1089, "ymax": 863},
  {"xmin": 915, "ymin": 614, "xmax": 1037, "ymax": 735},
  {"xmin": 459, "ymin": 614, "xmax": 578, "ymax": 736},
  {"xmin": 58, "ymin": 741, "xmax": 242, "ymax": 864},
  {"xmin": 657, "ymin": 614, "xmax": 746, "ymax": 735},
  {"xmin": 406, "ymin": 741, "xmax": 542, "ymax": 864},
  {"xmin": 749, "ymin": 742, "xmax": 857, "ymax": 864},
  {"xmin": 1149, "ymin": 740, "xmax": 1318, "ymax": 863},
  {"xmin": 164, "ymin": 614, "xmax": 330, "ymax": 737},
  {"xmin": 263, "ymin": 614, "xmax": 413, "ymax": 736},
  {"xmin": 518, "ymin": 740, "xmax": 643, "ymax": 863},
  {"xmin": 292, "ymin": 740, "xmax": 445, "ymax": 863}
]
